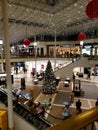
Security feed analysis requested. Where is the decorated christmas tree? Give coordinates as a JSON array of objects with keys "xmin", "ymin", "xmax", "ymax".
[{"xmin": 42, "ymin": 60, "xmax": 57, "ymax": 94}]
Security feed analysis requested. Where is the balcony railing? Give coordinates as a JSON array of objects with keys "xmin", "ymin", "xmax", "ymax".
[
  {"xmin": 46, "ymin": 107, "xmax": 98, "ymax": 130},
  {"xmin": 0, "ymin": 88, "xmax": 52, "ymax": 130}
]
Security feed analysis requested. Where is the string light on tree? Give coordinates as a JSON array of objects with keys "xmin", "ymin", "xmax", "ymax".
[{"xmin": 42, "ymin": 60, "xmax": 57, "ymax": 94}]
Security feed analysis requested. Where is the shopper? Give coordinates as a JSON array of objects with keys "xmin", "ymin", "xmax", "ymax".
[
  {"xmin": 76, "ymin": 99, "xmax": 82, "ymax": 113},
  {"xmin": 87, "ymin": 72, "xmax": 90, "ymax": 80},
  {"xmin": 69, "ymin": 93, "xmax": 74, "ymax": 104},
  {"xmin": 16, "ymin": 66, "xmax": 18, "ymax": 74},
  {"xmin": 95, "ymin": 99, "xmax": 98, "ymax": 106},
  {"xmin": 73, "ymin": 73, "xmax": 75, "ymax": 80}
]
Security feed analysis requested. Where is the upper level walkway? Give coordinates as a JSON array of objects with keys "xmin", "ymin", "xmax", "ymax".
[{"xmin": 0, "ymin": 52, "xmax": 98, "ymax": 63}]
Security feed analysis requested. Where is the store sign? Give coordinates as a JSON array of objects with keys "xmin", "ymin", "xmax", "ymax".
[
  {"xmin": 60, "ymin": 44, "xmax": 74, "ymax": 48},
  {"xmin": 84, "ymin": 45, "xmax": 92, "ymax": 49}
]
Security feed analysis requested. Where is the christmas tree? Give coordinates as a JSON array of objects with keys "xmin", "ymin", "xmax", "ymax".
[{"xmin": 42, "ymin": 60, "xmax": 57, "ymax": 94}]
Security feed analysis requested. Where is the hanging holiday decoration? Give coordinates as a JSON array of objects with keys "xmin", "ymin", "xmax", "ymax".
[
  {"xmin": 78, "ymin": 32, "xmax": 86, "ymax": 41},
  {"xmin": 86, "ymin": 0, "xmax": 98, "ymax": 18},
  {"xmin": 23, "ymin": 38, "xmax": 30, "ymax": 46},
  {"xmin": 23, "ymin": 25, "xmax": 30, "ymax": 46}
]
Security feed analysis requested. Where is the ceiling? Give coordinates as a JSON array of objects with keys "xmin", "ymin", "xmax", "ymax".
[{"xmin": 0, "ymin": 0, "xmax": 98, "ymax": 44}]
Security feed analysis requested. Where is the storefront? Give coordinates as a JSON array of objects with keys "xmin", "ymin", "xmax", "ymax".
[
  {"xmin": 82, "ymin": 44, "xmax": 93, "ymax": 56},
  {"xmin": 48, "ymin": 44, "xmax": 80, "ymax": 58}
]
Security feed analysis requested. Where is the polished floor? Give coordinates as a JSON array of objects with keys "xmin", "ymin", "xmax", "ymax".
[
  {"xmin": 1, "ymin": 70, "xmax": 98, "ymax": 129},
  {"xmin": 13, "ymin": 71, "xmax": 98, "ymax": 120}
]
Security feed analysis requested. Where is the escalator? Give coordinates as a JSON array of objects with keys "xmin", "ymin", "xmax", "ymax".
[
  {"xmin": 54, "ymin": 57, "xmax": 91, "ymax": 80},
  {"xmin": 0, "ymin": 89, "xmax": 52, "ymax": 130}
]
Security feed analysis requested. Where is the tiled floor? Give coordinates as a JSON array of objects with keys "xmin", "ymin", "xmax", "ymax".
[{"xmin": 13, "ymin": 71, "xmax": 97, "ymax": 103}]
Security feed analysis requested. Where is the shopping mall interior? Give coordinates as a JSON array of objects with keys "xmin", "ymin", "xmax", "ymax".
[{"xmin": 0, "ymin": 0, "xmax": 98, "ymax": 130}]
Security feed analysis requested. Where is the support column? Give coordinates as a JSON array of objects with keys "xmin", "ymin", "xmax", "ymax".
[
  {"xmin": 34, "ymin": 35, "xmax": 37, "ymax": 79},
  {"xmin": 0, "ymin": 45, "xmax": 4, "ymax": 71},
  {"xmin": 54, "ymin": 31, "xmax": 57, "ymax": 71},
  {"xmin": 95, "ymin": 48, "xmax": 97, "ymax": 57},
  {"xmin": 90, "ymin": 47, "xmax": 93, "ymax": 58},
  {"xmin": 80, "ymin": 41, "xmax": 83, "ymax": 57},
  {"xmin": 2, "ymin": 0, "xmax": 14, "ymax": 130}
]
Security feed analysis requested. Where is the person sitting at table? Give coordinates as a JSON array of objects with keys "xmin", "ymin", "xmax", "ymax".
[{"xmin": 63, "ymin": 105, "xmax": 71, "ymax": 119}]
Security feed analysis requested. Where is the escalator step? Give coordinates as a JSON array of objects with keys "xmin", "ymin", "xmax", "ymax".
[
  {"xmin": 21, "ymin": 111, "xmax": 28, "ymax": 118},
  {"xmin": 18, "ymin": 109, "xmax": 24, "ymax": 115}
]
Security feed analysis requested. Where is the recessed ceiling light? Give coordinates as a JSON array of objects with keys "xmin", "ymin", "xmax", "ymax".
[
  {"xmin": 11, "ymin": 14, "xmax": 14, "ymax": 17},
  {"xmin": 78, "ymin": 11, "xmax": 80, "ymax": 13},
  {"xmin": 80, "ymin": 5, "xmax": 83, "ymax": 8},
  {"xmin": 26, "ymin": 8, "xmax": 29, "ymax": 11},
  {"xmin": 9, "ymin": 4, "xmax": 11, "ymax": 7},
  {"xmin": 57, "ymin": 12, "xmax": 60, "ymax": 15},
  {"xmin": 74, "ymin": 3, "xmax": 77, "ymax": 7}
]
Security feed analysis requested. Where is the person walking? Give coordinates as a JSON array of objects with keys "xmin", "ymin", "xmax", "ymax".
[
  {"xmin": 76, "ymin": 99, "xmax": 82, "ymax": 113},
  {"xmin": 73, "ymin": 73, "xmax": 75, "ymax": 81},
  {"xmin": 95, "ymin": 99, "xmax": 98, "ymax": 106},
  {"xmin": 69, "ymin": 93, "xmax": 74, "ymax": 104}
]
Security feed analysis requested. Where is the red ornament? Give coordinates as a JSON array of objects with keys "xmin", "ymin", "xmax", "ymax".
[
  {"xmin": 78, "ymin": 32, "xmax": 86, "ymax": 41},
  {"xmin": 86, "ymin": 0, "xmax": 98, "ymax": 18},
  {"xmin": 23, "ymin": 39, "xmax": 30, "ymax": 46}
]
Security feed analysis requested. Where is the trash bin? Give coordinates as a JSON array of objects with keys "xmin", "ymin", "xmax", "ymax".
[{"xmin": 21, "ymin": 78, "xmax": 25, "ymax": 89}]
